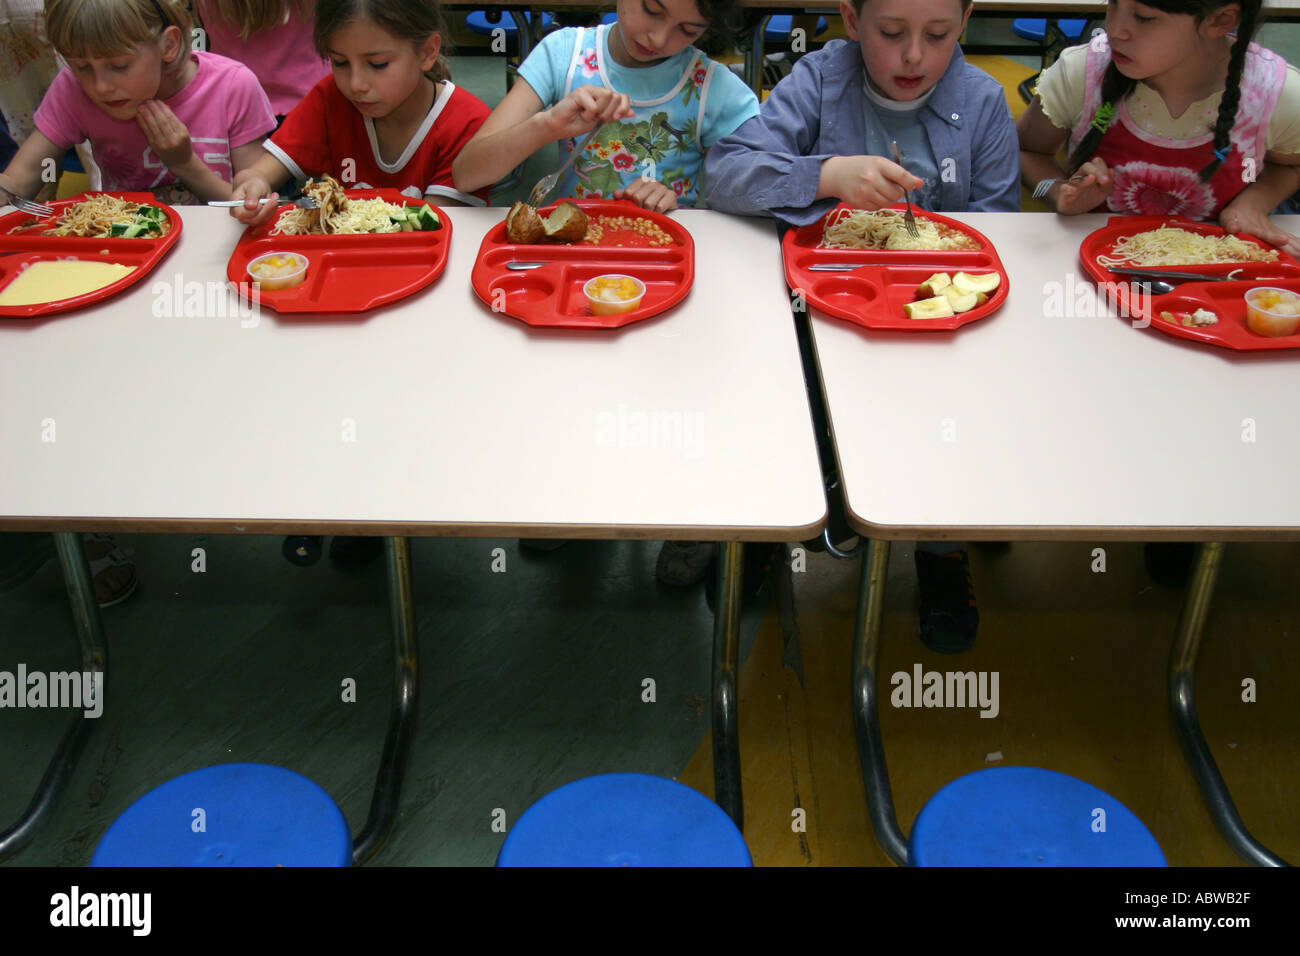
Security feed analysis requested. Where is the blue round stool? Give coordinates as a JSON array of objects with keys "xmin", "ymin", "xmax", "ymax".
[
  {"xmin": 910, "ymin": 767, "xmax": 1166, "ymax": 866},
  {"xmin": 465, "ymin": 10, "xmax": 554, "ymax": 37},
  {"xmin": 91, "ymin": 763, "xmax": 351, "ymax": 866},
  {"xmin": 497, "ymin": 773, "xmax": 752, "ymax": 867}
]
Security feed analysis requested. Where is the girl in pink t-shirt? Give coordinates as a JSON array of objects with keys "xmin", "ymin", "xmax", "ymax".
[
  {"xmin": 0, "ymin": 0, "xmax": 274, "ymax": 205},
  {"xmin": 194, "ymin": 0, "xmax": 331, "ymax": 119}
]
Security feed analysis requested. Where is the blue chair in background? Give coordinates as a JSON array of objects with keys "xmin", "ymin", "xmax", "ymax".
[
  {"xmin": 464, "ymin": 9, "xmax": 554, "ymax": 40},
  {"xmin": 497, "ymin": 773, "xmax": 752, "ymax": 867},
  {"xmin": 909, "ymin": 766, "xmax": 1167, "ymax": 866},
  {"xmin": 91, "ymin": 763, "xmax": 352, "ymax": 866},
  {"xmin": 1013, "ymin": 18, "xmax": 1093, "ymax": 103}
]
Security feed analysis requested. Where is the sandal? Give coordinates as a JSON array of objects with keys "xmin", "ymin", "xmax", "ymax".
[{"xmin": 83, "ymin": 533, "xmax": 138, "ymax": 608}]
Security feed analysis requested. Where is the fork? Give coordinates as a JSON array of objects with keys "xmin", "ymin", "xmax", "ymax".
[
  {"xmin": 527, "ymin": 129, "xmax": 599, "ymax": 208},
  {"xmin": 1031, "ymin": 173, "xmax": 1089, "ymax": 200},
  {"xmin": 208, "ymin": 195, "xmax": 318, "ymax": 208},
  {"xmin": 0, "ymin": 186, "xmax": 55, "ymax": 218},
  {"xmin": 890, "ymin": 140, "xmax": 920, "ymax": 240}
]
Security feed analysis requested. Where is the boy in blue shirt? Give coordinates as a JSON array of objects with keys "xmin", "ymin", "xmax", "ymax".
[
  {"xmin": 705, "ymin": 0, "xmax": 1019, "ymax": 221},
  {"xmin": 707, "ymin": 0, "xmax": 1020, "ymax": 652}
]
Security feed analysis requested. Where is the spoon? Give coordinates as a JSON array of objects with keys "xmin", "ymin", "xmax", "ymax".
[{"xmin": 1132, "ymin": 279, "xmax": 1176, "ymax": 295}]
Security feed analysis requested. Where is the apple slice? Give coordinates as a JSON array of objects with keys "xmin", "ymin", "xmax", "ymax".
[
  {"xmin": 943, "ymin": 286, "xmax": 988, "ymax": 313},
  {"xmin": 903, "ymin": 295, "xmax": 956, "ymax": 319},
  {"xmin": 951, "ymin": 271, "xmax": 1001, "ymax": 295},
  {"xmin": 916, "ymin": 273, "xmax": 951, "ymax": 299}
]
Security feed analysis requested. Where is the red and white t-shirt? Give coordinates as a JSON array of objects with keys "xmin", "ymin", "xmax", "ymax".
[{"xmin": 265, "ymin": 75, "xmax": 490, "ymax": 204}]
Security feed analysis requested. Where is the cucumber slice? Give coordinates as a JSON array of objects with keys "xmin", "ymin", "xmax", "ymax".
[
  {"xmin": 108, "ymin": 222, "xmax": 131, "ymax": 236},
  {"xmin": 414, "ymin": 205, "xmax": 440, "ymax": 230}
]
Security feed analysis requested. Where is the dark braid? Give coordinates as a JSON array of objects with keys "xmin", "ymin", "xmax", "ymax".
[
  {"xmin": 1063, "ymin": 0, "xmax": 1265, "ymax": 178},
  {"xmin": 1199, "ymin": 0, "xmax": 1258, "ymax": 180},
  {"xmin": 1066, "ymin": 63, "xmax": 1137, "ymax": 174}
]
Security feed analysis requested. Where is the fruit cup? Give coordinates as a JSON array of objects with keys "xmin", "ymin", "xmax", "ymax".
[
  {"xmin": 584, "ymin": 274, "xmax": 645, "ymax": 316},
  {"xmin": 1244, "ymin": 286, "xmax": 1300, "ymax": 337}
]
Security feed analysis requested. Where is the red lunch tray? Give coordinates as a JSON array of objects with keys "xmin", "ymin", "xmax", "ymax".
[
  {"xmin": 782, "ymin": 203, "xmax": 1009, "ymax": 332},
  {"xmin": 470, "ymin": 200, "xmax": 694, "ymax": 329},
  {"xmin": 0, "ymin": 191, "xmax": 182, "ymax": 318},
  {"xmin": 1079, "ymin": 216, "xmax": 1300, "ymax": 351},
  {"xmin": 225, "ymin": 188, "xmax": 452, "ymax": 314}
]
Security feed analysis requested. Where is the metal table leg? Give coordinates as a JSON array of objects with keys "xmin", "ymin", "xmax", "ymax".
[
  {"xmin": 1168, "ymin": 541, "xmax": 1289, "ymax": 866},
  {"xmin": 0, "ymin": 532, "xmax": 106, "ymax": 862},
  {"xmin": 712, "ymin": 541, "xmax": 744, "ymax": 829},
  {"xmin": 851, "ymin": 538, "xmax": 909, "ymax": 865},
  {"xmin": 351, "ymin": 536, "xmax": 420, "ymax": 866}
]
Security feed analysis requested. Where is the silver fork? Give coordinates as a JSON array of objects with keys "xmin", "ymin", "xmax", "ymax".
[
  {"xmin": 528, "ymin": 129, "xmax": 599, "ymax": 208},
  {"xmin": 890, "ymin": 140, "xmax": 920, "ymax": 240},
  {"xmin": 0, "ymin": 186, "xmax": 55, "ymax": 218},
  {"xmin": 1031, "ymin": 173, "xmax": 1088, "ymax": 200},
  {"xmin": 208, "ymin": 195, "xmax": 318, "ymax": 208}
]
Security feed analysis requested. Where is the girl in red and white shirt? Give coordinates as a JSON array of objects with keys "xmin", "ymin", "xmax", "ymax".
[{"xmin": 231, "ymin": 0, "xmax": 490, "ymax": 221}]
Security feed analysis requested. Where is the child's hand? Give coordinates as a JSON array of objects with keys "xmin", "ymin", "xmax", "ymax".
[
  {"xmin": 1053, "ymin": 158, "xmax": 1113, "ymax": 215},
  {"xmin": 229, "ymin": 178, "xmax": 279, "ymax": 227},
  {"xmin": 613, "ymin": 177, "xmax": 678, "ymax": 213},
  {"xmin": 820, "ymin": 155, "xmax": 923, "ymax": 210},
  {"xmin": 544, "ymin": 86, "xmax": 634, "ymax": 140},
  {"xmin": 136, "ymin": 101, "xmax": 194, "ymax": 169},
  {"xmin": 1220, "ymin": 196, "xmax": 1300, "ymax": 258}
]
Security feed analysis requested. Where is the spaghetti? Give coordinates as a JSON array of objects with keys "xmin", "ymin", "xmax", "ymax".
[
  {"xmin": 8, "ymin": 194, "xmax": 169, "ymax": 238},
  {"xmin": 819, "ymin": 208, "xmax": 978, "ymax": 251},
  {"xmin": 1097, "ymin": 226, "xmax": 1278, "ymax": 267},
  {"xmin": 271, "ymin": 175, "xmax": 406, "ymax": 235}
]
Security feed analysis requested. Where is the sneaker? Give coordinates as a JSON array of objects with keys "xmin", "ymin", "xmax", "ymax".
[
  {"xmin": 328, "ymin": 536, "xmax": 384, "ymax": 570},
  {"xmin": 655, "ymin": 541, "xmax": 716, "ymax": 587},
  {"xmin": 914, "ymin": 548, "xmax": 978, "ymax": 653},
  {"xmin": 1143, "ymin": 542, "xmax": 1196, "ymax": 587}
]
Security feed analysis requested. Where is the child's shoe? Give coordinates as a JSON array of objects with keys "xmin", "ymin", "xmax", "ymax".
[{"xmin": 914, "ymin": 548, "xmax": 978, "ymax": 653}]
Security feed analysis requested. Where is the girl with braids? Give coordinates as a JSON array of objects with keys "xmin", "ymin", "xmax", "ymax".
[{"xmin": 1018, "ymin": 0, "xmax": 1300, "ymax": 253}]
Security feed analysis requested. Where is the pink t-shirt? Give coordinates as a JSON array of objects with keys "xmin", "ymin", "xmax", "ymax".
[
  {"xmin": 34, "ymin": 50, "xmax": 275, "ymax": 205},
  {"xmin": 194, "ymin": 0, "xmax": 330, "ymax": 116}
]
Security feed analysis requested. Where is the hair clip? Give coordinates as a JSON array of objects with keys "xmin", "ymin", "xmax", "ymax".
[
  {"xmin": 1213, "ymin": 145, "xmax": 1232, "ymax": 163},
  {"xmin": 1090, "ymin": 102, "xmax": 1116, "ymax": 134}
]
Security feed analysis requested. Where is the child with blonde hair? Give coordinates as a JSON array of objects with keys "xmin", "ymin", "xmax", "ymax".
[{"xmin": 0, "ymin": 0, "xmax": 274, "ymax": 205}]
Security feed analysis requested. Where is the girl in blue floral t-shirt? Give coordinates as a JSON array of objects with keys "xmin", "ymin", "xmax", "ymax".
[{"xmin": 451, "ymin": 0, "xmax": 758, "ymax": 210}]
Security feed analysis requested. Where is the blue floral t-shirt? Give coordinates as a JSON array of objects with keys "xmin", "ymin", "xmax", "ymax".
[{"xmin": 516, "ymin": 24, "xmax": 759, "ymax": 204}]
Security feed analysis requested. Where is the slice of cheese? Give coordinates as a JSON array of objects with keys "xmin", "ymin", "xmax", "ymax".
[{"xmin": 0, "ymin": 260, "xmax": 136, "ymax": 306}]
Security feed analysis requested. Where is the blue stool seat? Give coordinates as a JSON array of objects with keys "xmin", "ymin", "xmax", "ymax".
[
  {"xmin": 910, "ymin": 767, "xmax": 1166, "ymax": 866},
  {"xmin": 465, "ymin": 10, "xmax": 553, "ymax": 37},
  {"xmin": 764, "ymin": 15, "xmax": 828, "ymax": 42},
  {"xmin": 1011, "ymin": 18, "xmax": 1088, "ymax": 44},
  {"xmin": 497, "ymin": 773, "xmax": 752, "ymax": 866},
  {"xmin": 91, "ymin": 763, "xmax": 351, "ymax": 866}
]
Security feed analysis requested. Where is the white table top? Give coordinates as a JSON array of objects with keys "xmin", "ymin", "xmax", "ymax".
[
  {"xmin": 0, "ymin": 207, "xmax": 825, "ymax": 540},
  {"xmin": 809, "ymin": 213, "xmax": 1300, "ymax": 542}
]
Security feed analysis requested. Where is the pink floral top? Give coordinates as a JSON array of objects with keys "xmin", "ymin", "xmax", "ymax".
[{"xmin": 1067, "ymin": 32, "xmax": 1287, "ymax": 219}]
